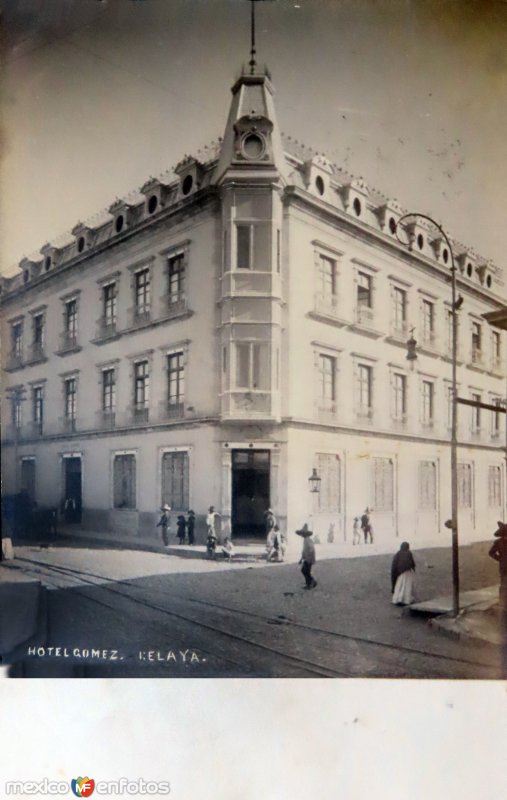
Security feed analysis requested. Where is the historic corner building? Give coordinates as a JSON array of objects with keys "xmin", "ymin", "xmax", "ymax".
[{"xmin": 1, "ymin": 63, "xmax": 507, "ymax": 549}]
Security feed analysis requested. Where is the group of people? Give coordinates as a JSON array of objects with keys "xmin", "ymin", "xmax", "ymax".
[{"xmin": 156, "ymin": 506, "xmax": 196, "ymax": 546}]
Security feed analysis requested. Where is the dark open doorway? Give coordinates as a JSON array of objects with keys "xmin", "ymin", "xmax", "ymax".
[
  {"xmin": 64, "ymin": 457, "xmax": 82, "ymax": 523},
  {"xmin": 231, "ymin": 449, "xmax": 270, "ymax": 539}
]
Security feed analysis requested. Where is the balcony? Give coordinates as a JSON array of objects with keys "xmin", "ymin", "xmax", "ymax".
[
  {"xmin": 131, "ymin": 406, "xmax": 149, "ymax": 424},
  {"xmin": 316, "ymin": 401, "xmax": 337, "ymax": 422},
  {"xmin": 94, "ymin": 317, "xmax": 119, "ymax": 342},
  {"xmin": 127, "ymin": 307, "xmax": 151, "ymax": 329},
  {"xmin": 356, "ymin": 305, "xmax": 374, "ymax": 325},
  {"xmin": 162, "ymin": 293, "xmax": 188, "ymax": 319},
  {"xmin": 26, "ymin": 343, "xmax": 46, "ymax": 364},
  {"xmin": 158, "ymin": 401, "xmax": 186, "ymax": 422},
  {"xmin": 470, "ymin": 427, "xmax": 482, "ymax": 442},
  {"xmin": 355, "ymin": 406, "xmax": 373, "ymax": 424},
  {"xmin": 471, "ymin": 348, "xmax": 484, "ymax": 367},
  {"xmin": 419, "ymin": 332, "xmax": 438, "ymax": 353},
  {"xmin": 97, "ymin": 410, "xmax": 116, "ymax": 430},
  {"xmin": 62, "ymin": 417, "xmax": 77, "ymax": 434},
  {"xmin": 390, "ymin": 413, "xmax": 408, "ymax": 431},
  {"xmin": 390, "ymin": 322, "xmax": 408, "ymax": 341},
  {"xmin": 5, "ymin": 351, "xmax": 24, "ymax": 371},
  {"xmin": 56, "ymin": 332, "xmax": 80, "ymax": 356},
  {"xmin": 29, "ymin": 420, "xmax": 44, "ymax": 438},
  {"xmin": 491, "ymin": 356, "xmax": 503, "ymax": 375}
]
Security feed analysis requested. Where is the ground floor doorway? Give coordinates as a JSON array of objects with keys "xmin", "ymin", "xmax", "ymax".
[
  {"xmin": 20, "ymin": 458, "xmax": 36, "ymax": 503},
  {"xmin": 63, "ymin": 456, "xmax": 82, "ymax": 523},
  {"xmin": 231, "ymin": 449, "xmax": 270, "ymax": 539}
]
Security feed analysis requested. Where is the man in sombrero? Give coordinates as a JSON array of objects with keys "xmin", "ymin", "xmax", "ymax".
[{"xmin": 296, "ymin": 523, "xmax": 317, "ymax": 590}]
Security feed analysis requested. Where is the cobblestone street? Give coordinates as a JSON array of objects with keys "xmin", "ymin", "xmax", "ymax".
[{"xmin": 1, "ymin": 538, "xmax": 502, "ymax": 678}]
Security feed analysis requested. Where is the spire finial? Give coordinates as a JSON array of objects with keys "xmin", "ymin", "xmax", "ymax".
[{"xmin": 249, "ymin": 0, "xmax": 271, "ymax": 75}]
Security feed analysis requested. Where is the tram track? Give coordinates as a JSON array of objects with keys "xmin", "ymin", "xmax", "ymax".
[{"xmin": 10, "ymin": 556, "xmax": 501, "ymax": 678}]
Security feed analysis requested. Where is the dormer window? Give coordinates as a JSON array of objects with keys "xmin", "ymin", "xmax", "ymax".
[
  {"xmin": 115, "ymin": 215, "xmax": 124, "ymax": 233},
  {"xmin": 147, "ymin": 194, "xmax": 158, "ymax": 214},
  {"xmin": 315, "ymin": 175, "xmax": 325, "ymax": 196},
  {"xmin": 182, "ymin": 175, "xmax": 193, "ymax": 195},
  {"xmin": 44, "ymin": 256, "xmax": 51, "ymax": 271}
]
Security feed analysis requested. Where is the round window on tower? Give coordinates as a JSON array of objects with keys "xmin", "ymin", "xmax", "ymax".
[{"xmin": 242, "ymin": 132, "xmax": 265, "ymax": 160}]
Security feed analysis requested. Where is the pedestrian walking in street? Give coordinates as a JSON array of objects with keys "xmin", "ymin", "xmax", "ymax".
[
  {"xmin": 361, "ymin": 508, "xmax": 374, "ymax": 544},
  {"xmin": 221, "ymin": 536, "xmax": 235, "ymax": 560},
  {"xmin": 187, "ymin": 510, "xmax": 196, "ymax": 545},
  {"xmin": 156, "ymin": 505, "xmax": 171, "ymax": 546},
  {"xmin": 352, "ymin": 516, "xmax": 361, "ymax": 545},
  {"xmin": 296, "ymin": 523, "xmax": 317, "ymax": 590},
  {"xmin": 391, "ymin": 541, "xmax": 416, "ymax": 605},
  {"xmin": 176, "ymin": 514, "xmax": 187, "ymax": 545},
  {"xmin": 489, "ymin": 521, "xmax": 507, "ymax": 608}
]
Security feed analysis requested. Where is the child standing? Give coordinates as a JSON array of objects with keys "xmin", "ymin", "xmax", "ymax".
[
  {"xmin": 296, "ymin": 523, "xmax": 317, "ymax": 589},
  {"xmin": 187, "ymin": 510, "xmax": 196, "ymax": 545}
]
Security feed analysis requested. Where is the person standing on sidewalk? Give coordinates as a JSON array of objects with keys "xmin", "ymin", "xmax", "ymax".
[
  {"xmin": 489, "ymin": 521, "xmax": 507, "ymax": 606},
  {"xmin": 187, "ymin": 510, "xmax": 196, "ymax": 545},
  {"xmin": 156, "ymin": 505, "xmax": 171, "ymax": 546},
  {"xmin": 296, "ymin": 523, "xmax": 317, "ymax": 590},
  {"xmin": 352, "ymin": 516, "xmax": 361, "ymax": 545},
  {"xmin": 176, "ymin": 515, "xmax": 187, "ymax": 545},
  {"xmin": 361, "ymin": 508, "xmax": 374, "ymax": 544}
]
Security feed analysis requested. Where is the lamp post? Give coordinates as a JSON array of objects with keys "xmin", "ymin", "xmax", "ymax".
[
  {"xmin": 396, "ymin": 213, "xmax": 460, "ymax": 617},
  {"xmin": 308, "ymin": 468, "xmax": 321, "ymax": 535}
]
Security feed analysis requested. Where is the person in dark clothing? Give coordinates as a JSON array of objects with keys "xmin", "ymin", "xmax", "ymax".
[
  {"xmin": 156, "ymin": 505, "xmax": 171, "ymax": 546},
  {"xmin": 187, "ymin": 510, "xmax": 196, "ymax": 545},
  {"xmin": 176, "ymin": 515, "xmax": 187, "ymax": 544},
  {"xmin": 361, "ymin": 508, "xmax": 373, "ymax": 544},
  {"xmin": 489, "ymin": 522, "xmax": 507, "ymax": 603},
  {"xmin": 391, "ymin": 541, "xmax": 416, "ymax": 605}
]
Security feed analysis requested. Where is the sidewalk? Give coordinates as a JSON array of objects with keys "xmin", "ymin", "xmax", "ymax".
[{"xmin": 410, "ymin": 585, "xmax": 503, "ymax": 646}]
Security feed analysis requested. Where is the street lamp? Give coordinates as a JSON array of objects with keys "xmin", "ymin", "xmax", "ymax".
[
  {"xmin": 308, "ymin": 468, "xmax": 321, "ymax": 537},
  {"xmin": 396, "ymin": 213, "xmax": 460, "ymax": 617}
]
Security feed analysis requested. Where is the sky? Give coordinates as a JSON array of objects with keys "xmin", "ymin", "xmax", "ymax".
[{"xmin": 1, "ymin": 0, "xmax": 507, "ymax": 275}]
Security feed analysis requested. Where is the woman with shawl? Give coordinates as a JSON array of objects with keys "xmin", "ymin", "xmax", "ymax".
[{"xmin": 391, "ymin": 541, "xmax": 416, "ymax": 605}]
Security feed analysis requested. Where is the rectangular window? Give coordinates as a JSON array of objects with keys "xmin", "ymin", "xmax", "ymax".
[
  {"xmin": 393, "ymin": 287, "xmax": 407, "ymax": 334},
  {"xmin": 103, "ymin": 283, "xmax": 117, "ymax": 326},
  {"xmin": 167, "ymin": 352, "xmax": 185, "ymax": 407},
  {"xmin": 316, "ymin": 453, "xmax": 341, "ymax": 513},
  {"xmin": 357, "ymin": 272, "xmax": 372, "ymax": 308},
  {"xmin": 33, "ymin": 386, "xmax": 44, "ymax": 434},
  {"xmin": 113, "ymin": 454, "xmax": 136, "ymax": 509},
  {"xmin": 491, "ymin": 396, "xmax": 502, "ymax": 436},
  {"xmin": 422, "ymin": 299, "xmax": 434, "ymax": 342},
  {"xmin": 471, "ymin": 322, "xmax": 482, "ymax": 361},
  {"xmin": 64, "ymin": 378, "xmax": 77, "ymax": 420},
  {"xmin": 318, "ymin": 354, "xmax": 336, "ymax": 404},
  {"xmin": 33, "ymin": 314, "xmax": 44, "ymax": 347},
  {"xmin": 12, "ymin": 322, "xmax": 23, "ymax": 357},
  {"xmin": 135, "ymin": 269, "xmax": 151, "ymax": 314},
  {"xmin": 471, "ymin": 392, "xmax": 481, "ymax": 432},
  {"xmin": 418, "ymin": 461, "xmax": 437, "ymax": 510},
  {"xmin": 161, "ymin": 451, "xmax": 189, "ymax": 511},
  {"xmin": 235, "ymin": 342, "xmax": 269, "ymax": 390},
  {"xmin": 12, "ymin": 396, "xmax": 22, "ymax": 430},
  {"xmin": 421, "ymin": 380, "xmax": 434, "ymax": 425},
  {"xmin": 488, "ymin": 465, "xmax": 502, "ymax": 507},
  {"xmin": 134, "ymin": 360, "xmax": 149, "ymax": 409},
  {"xmin": 237, "ymin": 225, "xmax": 252, "ymax": 269},
  {"xmin": 65, "ymin": 300, "xmax": 78, "ymax": 339},
  {"xmin": 392, "ymin": 373, "xmax": 407, "ymax": 420},
  {"xmin": 357, "ymin": 364, "xmax": 373, "ymax": 413},
  {"xmin": 319, "ymin": 255, "xmax": 337, "ymax": 298},
  {"xmin": 168, "ymin": 254, "xmax": 185, "ymax": 303},
  {"xmin": 372, "ymin": 457, "xmax": 394, "ymax": 512},
  {"xmin": 457, "ymin": 463, "xmax": 472, "ymax": 508},
  {"xmin": 102, "ymin": 369, "xmax": 116, "ymax": 413}
]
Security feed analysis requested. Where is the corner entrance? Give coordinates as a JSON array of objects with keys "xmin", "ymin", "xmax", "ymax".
[
  {"xmin": 63, "ymin": 457, "xmax": 82, "ymax": 523},
  {"xmin": 231, "ymin": 449, "xmax": 270, "ymax": 539}
]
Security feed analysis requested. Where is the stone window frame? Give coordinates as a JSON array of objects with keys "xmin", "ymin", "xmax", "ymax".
[
  {"xmin": 311, "ymin": 240, "xmax": 344, "ymax": 317},
  {"xmin": 351, "ymin": 352, "xmax": 377, "ymax": 420},
  {"xmin": 110, "ymin": 448, "xmax": 138, "ymax": 510},
  {"xmin": 158, "ymin": 445, "xmax": 193, "ymax": 512},
  {"xmin": 388, "ymin": 362, "xmax": 408, "ymax": 422}
]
